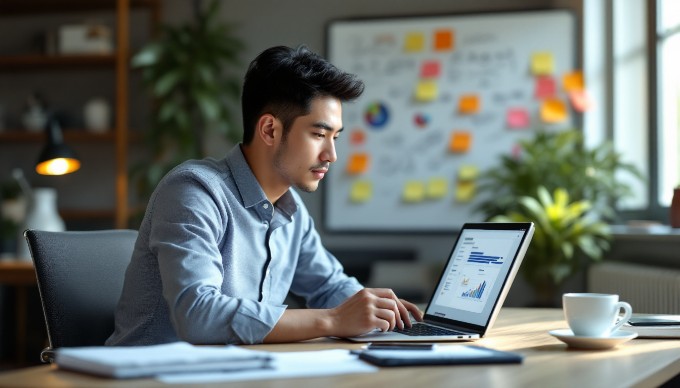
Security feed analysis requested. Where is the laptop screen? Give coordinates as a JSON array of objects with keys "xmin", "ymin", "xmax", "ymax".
[{"xmin": 424, "ymin": 224, "xmax": 532, "ymax": 327}]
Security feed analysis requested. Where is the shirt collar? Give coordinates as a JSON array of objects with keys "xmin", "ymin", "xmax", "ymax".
[{"xmin": 226, "ymin": 144, "xmax": 298, "ymax": 218}]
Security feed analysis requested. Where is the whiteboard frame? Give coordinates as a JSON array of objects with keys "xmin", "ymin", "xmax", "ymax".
[{"xmin": 322, "ymin": 9, "xmax": 577, "ymax": 234}]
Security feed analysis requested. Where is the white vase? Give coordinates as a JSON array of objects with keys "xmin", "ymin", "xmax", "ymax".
[
  {"xmin": 83, "ymin": 98, "xmax": 111, "ymax": 133},
  {"xmin": 16, "ymin": 188, "xmax": 65, "ymax": 260}
]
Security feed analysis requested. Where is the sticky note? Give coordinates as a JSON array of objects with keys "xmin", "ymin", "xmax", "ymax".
[
  {"xmin": 434, "ymin": 29, "xmax": 454, "ymax": 51},
  {"xmin": 426, "ymin": 178, "xmax": 448, "ymax": 199},
  {"xmin": 506, "ymin": 108, "xmax": 530, "ymax": 129},
  {"xmin": 562, "ymin": 71, "xmax": 584, "ymax": 92},
  {"xmin": 449, "ymin": 131, "xmax": 472, "ymax": 153},
  {"xmin": 569, "ymin": 90, "xmax": 593, "ymax": 112},
  {"xmin": 403, "ymin": 181, "xmax": 425, "ymax": 203},
  {"xmin": 534, "ymin": 76, "xmax": 556, "ymax": 99},
  {"xmin": 349, "ymin": 129, "xmax": 366, "ymax": 146},
  {"xmin": 458, "ymin": 94, "xmax": 480, "ymax": 114},
  {"xmin": 346, "ymin": 153, "xmax": 370, "ymax": 175},
  {"xmin": 458, "ymin": 165, "xmax": 479, "ymax": 181},
  {"xmin": 455, "ymin": 181, "xmax": 476, "ymax": 203},
  {"xmin": 415, "ymin": 80, "xmax": 438, "ymax": 102},
  {"xmin": 531, "ymin": 52, "xmax": 554, "ymax": 75},
  {"xmin": 349, "ymin": 181, "xmax": 372, "ymax": 203},
  {"xmin": 404, "ymin": 32, "xmax": 425, "ymax": 52},
  {"xmin": 420, "ymin": 60, "xmax": 441, "ymax": 78},
  {"xmin": 540, "ymin": 98, "xmax": 568, "ymax": 123}
]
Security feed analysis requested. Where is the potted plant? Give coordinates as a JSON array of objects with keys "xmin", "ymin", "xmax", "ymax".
[
  {"xmin": 130, "ymin": 0, "xmax": 243, "ymax": 216},
  {"xmin": 476, "ymin": 129, "xmax": 642, "ymax": 306}
]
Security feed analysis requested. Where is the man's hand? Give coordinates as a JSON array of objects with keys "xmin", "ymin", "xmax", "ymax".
[{"xmin": 327, "ymin": 288, "xmax": 424, "ymax": 338}]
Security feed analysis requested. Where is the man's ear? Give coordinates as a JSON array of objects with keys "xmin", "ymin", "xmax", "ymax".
[{"xmin": 256, "ymin": 114, "xmax": 280, "ymax": 146}]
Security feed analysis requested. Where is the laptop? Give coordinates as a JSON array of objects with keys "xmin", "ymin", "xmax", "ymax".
[{"xmin": 347, "ymin": 222, "xmax": 535, "ymax": 342}]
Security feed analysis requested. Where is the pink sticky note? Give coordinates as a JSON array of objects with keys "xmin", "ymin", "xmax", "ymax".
[
  {"xmin": 506, "ymin": 108, "xmax": 530, "ymax": 129},
  {"xmin": 569, "ymin": 90, "xmax": 594, "ymax": 112},
  {"xmin": 534, "ymin": 76, "xmax": 556, "ymax": 99},
  {"xmin": 420, "ymin": 60, "xmax": 441, "ymax": 78}
]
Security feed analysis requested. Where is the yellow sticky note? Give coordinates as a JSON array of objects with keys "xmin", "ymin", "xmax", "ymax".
[
  {"xmin": 404, "ymin": 32, "xmax": 425, "ymax": 52},
  {"xmin": 403, "ymin": 181, "xmax": 425, "ymax": 203},
  {"xmin": 531, "ymin": 52, "xmax": 554, "ymax": 75},
  {"xmin": 455, "ymin": 181, "xmax": 476, "ymax": 203},
  {"xmin": 434, "ymin": 29, "xmax": 454, "ymax": 51},
  {"xmin": 458, "ymin": 94, "xmax": 480, "ymax": 114},
  {"xmin": 427, "ymin": 178, "xmax": 448, "ymax": 199},
  {"xmin": 415, "ymin": 80, "xmax": 438, "ymax": 102},
  {"xmin": 346, "ymin": 153, "xmax": 370, "ymax": 175},
  {"xmin": 350, "ymin": 181, "xmax": 372, "ymax": 203},
  {"xmin": 449, "ymin": 131, "xmax": 472, "ymax": 153},
  {"xmin": 540, "ymin": 98, "xmax": 568, "ymax": 123},
  {"xmin": 458, "ymin": 165, "xmax": 479, "ymax": 181},
  {"xmin": 563, "ymin": 71, "xmax": 584, "ymax": 92}
]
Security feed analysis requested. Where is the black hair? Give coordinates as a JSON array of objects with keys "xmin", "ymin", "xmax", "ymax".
[{"xmin": 241, "ymin": 45, "xmax": 364, "ymax": 144}]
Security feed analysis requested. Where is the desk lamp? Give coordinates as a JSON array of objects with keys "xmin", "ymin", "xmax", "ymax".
[{"xmin": 35, "ymin": 117, "xmax": 81, "ymax": 176}]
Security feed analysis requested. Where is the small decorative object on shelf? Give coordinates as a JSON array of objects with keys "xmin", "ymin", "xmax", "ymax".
[
  {"xmin": 22, "ymin": 92, "xmax": 48, "ymax": 132},
  {"xmin": 671, "ymin": 187, "xmax": 680, "ymax": 228},
  {"xmin": 83, "ymin": 97, "xmax": 111, "ymax": 133}
]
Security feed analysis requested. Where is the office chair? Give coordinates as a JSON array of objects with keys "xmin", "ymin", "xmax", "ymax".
[{"xmin": 24, "ymin": 229, "xmax": 138, "ymax": 363}]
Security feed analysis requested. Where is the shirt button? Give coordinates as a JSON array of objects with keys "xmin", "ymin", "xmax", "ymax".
[{"xmin": 263, "ymin": 203, "xmax": 269, "ymax": 209}]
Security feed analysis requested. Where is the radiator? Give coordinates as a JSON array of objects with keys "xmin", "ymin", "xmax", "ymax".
[{"xmin": 587, "ymin": 262, "xmax": 680, "ymax": 314}]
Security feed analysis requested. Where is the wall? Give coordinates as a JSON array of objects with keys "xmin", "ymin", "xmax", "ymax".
[{"xmin": 160, "ymin": 0, "xmax": 583, "ymax": 306}]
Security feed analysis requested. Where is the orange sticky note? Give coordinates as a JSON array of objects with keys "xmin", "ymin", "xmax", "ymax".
[
  {"xmin": 415, "ymin": 80, "xmax": 438, "ymax": 102},
  {"xmin": 531, "ymin": 52, "xmax": 554, "ymax": 75},
  {"xmin": 420, "ymin": 60, "xmax": 441, "ymax": 78},
  {"xmin": 534, "ymin": 76, "xmax": 556, "ymax": 99},
  {"xmin": 403, "ymin": 181, "xmax": 425, "ymax": 203},
  {"xmin": 540, "ymin": 98, "xmax": 568, "ymax": 123},
  {"xmin": 404, "ymin": 32, "xmax": 425, "ymax": 52},
  {"xmin": 349, "ymin": 181, "xmax": 372, "ymax": 203},
  {"xmin": 449, "ymin": 131, "xmax": 472, "ymax": 153},
  {"xmin": 506, "ymin": 108, "xmax": 530, "ymax": 129},
  {"xmin": 346, "ymin": 153, "xmax": 369, "ymax": 174},
  {"xmin": 563, "ymin": 71, "xmax": 584, "ymax": 92},
  {"xmin": 434, "ymin": 29, "xmax": 454, "ymax": 51},
  {"xmin": 458, "ymin": 94, "xmax": 480, "ymax": 114},
  {"xmin": 569, "ymin": 90, "xmax": 593, "ymax": 112}
]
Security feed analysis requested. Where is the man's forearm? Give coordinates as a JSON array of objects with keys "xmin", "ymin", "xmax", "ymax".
[{"xmin": 263, "ymin": 309, "xmax": 334, "ymax": 343}]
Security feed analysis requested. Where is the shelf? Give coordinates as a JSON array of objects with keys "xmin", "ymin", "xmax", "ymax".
[
  {"xmin": 0, "ymin": 0, "xmax": 159, "ymax": 15},
  {"xmin": 0, "ymin": 131, "xmax": 142, "ymax": 143},
  {"xmin": 0, "ymin": 54, "xmax": 116, "ymax": 70}
]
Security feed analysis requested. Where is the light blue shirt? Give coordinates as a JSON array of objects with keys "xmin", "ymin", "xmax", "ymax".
[{"xmin": 106, "ymin": 145, "xmax": 362, "ymax": 346}]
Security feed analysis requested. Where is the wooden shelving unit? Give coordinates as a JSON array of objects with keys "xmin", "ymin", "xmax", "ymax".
[{"xmin": 0, "ymin": 0, "xmax": 159, "ymax": 229}]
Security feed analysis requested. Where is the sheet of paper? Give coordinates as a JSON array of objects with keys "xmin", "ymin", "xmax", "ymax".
[{"xmin": 157, "ymin": 349, "xmax": 377, "ymax": 384}]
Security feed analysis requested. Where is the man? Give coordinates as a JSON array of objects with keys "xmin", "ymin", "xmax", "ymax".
[{"xmin": 107, "ymin": 45, "xmax": 422, "ymax": 346}]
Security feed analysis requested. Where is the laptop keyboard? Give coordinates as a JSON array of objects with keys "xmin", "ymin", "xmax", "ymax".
[{"xmin": 394, "ymin": 323, "xmax": 465, "ymax": 336}]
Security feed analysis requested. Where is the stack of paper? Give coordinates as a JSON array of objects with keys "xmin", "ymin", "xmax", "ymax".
[{"xmin": 55, "ymin": 342, "xmax": 271, "ymax": 379}]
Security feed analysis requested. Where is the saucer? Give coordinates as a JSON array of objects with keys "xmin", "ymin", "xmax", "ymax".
[{"xmin": 548, "ymin": 329, "xmax": 638, "ymax": 350}]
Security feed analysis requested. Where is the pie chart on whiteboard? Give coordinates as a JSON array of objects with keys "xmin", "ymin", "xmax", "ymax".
[{"xmin": 364, "ymin": 102, "xmax": 390, "ymax": 129}]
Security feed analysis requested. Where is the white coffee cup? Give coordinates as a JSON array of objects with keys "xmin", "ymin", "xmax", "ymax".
[{"xmin": 562, "ymin": 293, "xmax": 633, "ymax": 337}]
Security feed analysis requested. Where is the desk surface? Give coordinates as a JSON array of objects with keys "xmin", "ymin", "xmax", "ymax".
[{"xmin": 1, "ymin": 307, "xmax": 679, "ymax": 388}]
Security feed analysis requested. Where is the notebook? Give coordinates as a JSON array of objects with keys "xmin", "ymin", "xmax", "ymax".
[{"xmin": 346, "ymin": 222, "xmax": 534, "ymax": 342}]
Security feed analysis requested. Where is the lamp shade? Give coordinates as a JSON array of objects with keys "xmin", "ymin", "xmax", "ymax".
[{"xmin": 35, "ymin": 117, "xmax": 81, "ymax": 176}]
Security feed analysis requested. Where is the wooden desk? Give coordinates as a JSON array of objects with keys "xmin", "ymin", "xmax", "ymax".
[
  {"xmin": 0, "ymin": 307, "xmax": 679, "ymax": 387},
  {"xmin": 0, "ymin": 259, "xmax": 37, "ymax": 365}
]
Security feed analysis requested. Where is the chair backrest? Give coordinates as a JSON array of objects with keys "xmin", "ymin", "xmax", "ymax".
[{"xmin": 24, "ymin": 229, "xmax": 137, "ymax": 362}]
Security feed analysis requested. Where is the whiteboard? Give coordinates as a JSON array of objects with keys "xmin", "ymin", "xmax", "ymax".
[{"xmin": 324, "ymin": 10, "xmax": 576, "ymax": 233}]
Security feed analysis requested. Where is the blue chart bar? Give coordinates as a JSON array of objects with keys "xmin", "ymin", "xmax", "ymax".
[
  {"xmin": 461, "ymin": 280, "xmax": 487, "ymax": 299},
  {"xmin": 467, "ymin": 251, "xmax": 502, "ymax": 264}
]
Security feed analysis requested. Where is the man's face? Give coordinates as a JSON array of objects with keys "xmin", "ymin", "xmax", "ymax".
[{"xmin": 273, "ymin": 96, "xmax": 343, "ymax": 193}]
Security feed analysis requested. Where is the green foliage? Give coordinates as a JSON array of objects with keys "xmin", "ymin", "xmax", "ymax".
[
  {"xmin": 492, "ymin": 187, "xmax": 611, "ymax": 287},
  {"xmin": 130, "ymin": 0, "xmax": 243, "ymax": 206},
  {"xmin": 476, "ymin": 129, "xmax": 642, "ymax": 222},
  {"xmin": 478, "ymin": 129, "xmax": 643, "ymax": 297}
]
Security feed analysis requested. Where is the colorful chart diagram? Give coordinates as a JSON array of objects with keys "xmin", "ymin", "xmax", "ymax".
[
  {"xmin": 413, "ymin": 112, "xmax": 430, "ymax": 128},
  {"xmin": 364, "ymin": 102, "xmax": 390, "ymax": 128},
  {"xmin": 461, "ymin": 280, "xmax": 487, "ymax": 299}
]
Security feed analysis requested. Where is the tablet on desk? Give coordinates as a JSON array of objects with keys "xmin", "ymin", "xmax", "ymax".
[{"xmin": 624, "ymin": 314, "xmax": 680, "ymax": 338}]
